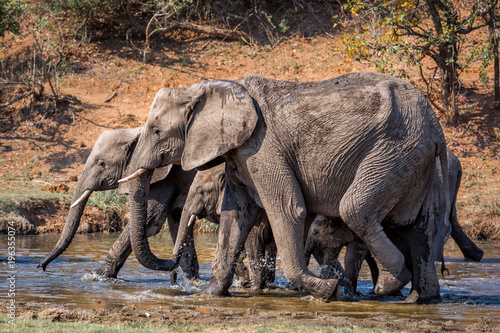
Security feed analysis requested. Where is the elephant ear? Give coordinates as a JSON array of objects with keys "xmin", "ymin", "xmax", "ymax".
[
  {"xmin": 181, "ymin": 80, "xmax": 258, "ymax": 171},
  {"xmin": 151, "ymin": 165, "xmax": 173, "ymax": 184},
  {"xmin": 117, "ymin": 127, "xmax": 172, "ymax": 195}
]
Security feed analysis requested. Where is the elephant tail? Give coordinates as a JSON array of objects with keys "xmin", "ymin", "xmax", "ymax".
[{"xmin": 431, "ymin": 127, "xmax": 452, "ymax": 264}]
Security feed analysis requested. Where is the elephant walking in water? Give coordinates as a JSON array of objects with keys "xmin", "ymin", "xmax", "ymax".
[
  {"xmin": 122, "ymin": 73, "xmax": 450, "ymax": 303},
  {"xmin": 304, "ymin": 150, "xmax": 483, "ymax": 297},
  {"xmin": 38, "ymin": 127, "xmax": 198, "ymax": 279},
  {"xmin": 169, "ymin": 162, "xmax": 277, "ymax": 292},
  {"xmin": 39, "ymin": 127, "xmax": 275, "ymax": 289}
]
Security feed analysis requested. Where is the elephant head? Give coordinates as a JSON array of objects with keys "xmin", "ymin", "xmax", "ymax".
[
  {"xmin": 171, "ymin": 163, "xmax": 226, "ymax": 266},
  {"xmin": 121, "ymin": 80, "xmax": 258, "ymax": 271},
  {"xmin": 38, "ymin": 127, "xmax": 170, "ymax": 271},
  {"xmin": 304, "ymin": 215, "xmax": 367, "ymax": 293}
]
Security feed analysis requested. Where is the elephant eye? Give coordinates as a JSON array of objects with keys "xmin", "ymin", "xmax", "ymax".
[
  {"xmin": 98, "ymin": 160, "xmax": 105, "ymax": 168},
  {"xmin": 153, "ymin": 128, "xmax": 161, "ymax": 136}
]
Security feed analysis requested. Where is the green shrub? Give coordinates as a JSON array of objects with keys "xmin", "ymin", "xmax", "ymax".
[{"xmin": 0, "ymin": 0, "xmax": 25, "ymax": 37}]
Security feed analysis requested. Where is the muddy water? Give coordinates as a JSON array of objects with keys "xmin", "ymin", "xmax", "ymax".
[{"xmin": 1, "ymin": 233, "xmax": 499, "ymax": 330}]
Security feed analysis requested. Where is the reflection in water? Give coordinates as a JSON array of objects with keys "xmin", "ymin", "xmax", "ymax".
[{"xmin": 1, "ymin": 233, "xmax": 499, "ymax": 329}]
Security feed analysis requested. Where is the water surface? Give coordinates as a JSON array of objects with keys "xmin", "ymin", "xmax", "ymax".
[{"xmin": 1, "ymin": 232, "xmax": 499, "ymax": 330}]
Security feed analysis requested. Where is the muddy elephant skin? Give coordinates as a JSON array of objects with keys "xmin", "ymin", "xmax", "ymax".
[
  {"xmin": 304, "ymin": 150, "xmax": 483, "ymax": 300},
  {"xmin": 123, "ymin": 73, "xmax": 450, "ymax": 303},
  {"xmin": 38, "ymin": 127, "xmax": 199, "ymax": 280}
]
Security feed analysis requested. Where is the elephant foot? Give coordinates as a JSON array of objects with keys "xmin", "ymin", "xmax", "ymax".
[
  {"xmin": 170, "ymin": 271, "xmax": 177, "ymax": 285},
  {"xmin": 463, "ymin": 248, "xmax": 484, "ymax": 262},
  {"xmin": 93, "ymin": 265, "xmax": 118, "ymax": 279},
  {"xmin": 249, "ymin": 283, "xmax": 265, "ymax": 293},
  {"xmin": 404, "ymin": 290, "xmax": 441, "ymax": 304},
  {"xmin": 374, "ymin": 266, "xmax": 411, "ymax": 296},
  {"xmin": 342, "ymin": 281, "xmax": 356, "ymax": 296},
  {"xmin": 202, "ymin": 282, "xmax": 231, "ymax": 297},
  {"xmin": 286, "ymin": 282, "xmax": 301, "ymax": 291},
  {"xmin": 309, "ymin": 278, "xmax": 341, "ymax": 301}
]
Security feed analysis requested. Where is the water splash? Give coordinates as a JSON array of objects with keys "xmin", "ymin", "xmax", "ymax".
[
  {"xmin": 175, "ymin": 266, "xmax": 200, "ymax": 293},
  {"xmin": 82, "ymin": 272, "xmax": 125, "ymax": 284}
]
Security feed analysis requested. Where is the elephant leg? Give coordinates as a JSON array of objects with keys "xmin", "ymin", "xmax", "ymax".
[
  {"xmin": 94, "ymin": 224, "xmax": 133, "ymax": 278},
  {"xmin": 245, "ymin": 214, "xmax": 275, "ymax": 291},
  {"xmin": 245, "ymin": 221, "xmax": 266, "ymax": 291},
  {"xmin": 203, "ymin": 183, "xmax": 260, "ymax": 296},
  {"xmin": 263, "ymin": 221, "xmax": 277, "ymax": 285},
  {"xmin": 365, "ymin": 254, "xmax": 379, "ymax": 288},
  {"xmin": 403, "ymin": 216, "xmax": 441, "ymax": 304},
  {"xmin": 235, "ymin": 250, "xmax": 250, "ymax": 287},
  {"xmin": 339, "ymin": 182, "xmax": 412, "ymax": 296},
  {"xmin": 95, "ymin": 213, "xmax": 167, "ymax": 278},
  {"xmin": 254, "ymin": 168, "xmax": 339, "ymax": 301},
  {"xmin": 343, "ymin": 241, "xmax": 369, "ymax": 295}
]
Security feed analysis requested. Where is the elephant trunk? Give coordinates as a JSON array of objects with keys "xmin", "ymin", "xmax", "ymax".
[
  {"xmin": 128, "ymin": 171, "xmax": 175, "ymax": 271},
  {"xmin": 38, "ymin": 189, "xmax": 92, "ymax": 271},
  {"xmin": 172, "ymin": 212, "xmax": 196, "ymax": 265}
]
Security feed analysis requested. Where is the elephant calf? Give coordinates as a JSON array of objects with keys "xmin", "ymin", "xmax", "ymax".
[
  {"xmin": 305, "ymin": 150, "xmax": 483, "ymax": 297},
  {"xmin": 170, "ymin": 163, "xmax": 277, "ymax": 292}
]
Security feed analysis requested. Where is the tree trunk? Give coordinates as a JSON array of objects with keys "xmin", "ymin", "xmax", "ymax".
[{"xmin": 438, "ymin": 46, "xmax": 460, "ymax": 125}]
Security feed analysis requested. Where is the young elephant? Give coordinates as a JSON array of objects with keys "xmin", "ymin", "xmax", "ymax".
[
  {"xmin": 38, "ymin": 127, "xmax": 199, "ymax": 280},
  {"xmin": 171, "ymin": 163, "xmax": 277, "ymax": 291},
  {"xmin": 305, "ymin": 150, "xmax": 483, "ymax": 296}
]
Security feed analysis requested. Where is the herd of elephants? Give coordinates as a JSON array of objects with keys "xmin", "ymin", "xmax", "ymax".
[{"xmin": 38, "ymin": 72, "xmax": 485, "ymax": 304}]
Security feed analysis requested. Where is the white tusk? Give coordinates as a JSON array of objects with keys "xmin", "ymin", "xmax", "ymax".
[
  {"xmin": 118, "ymin": 168, "xmax": 147, "ymax": 183},
  {"xmin": 70, "ymin": 190, "xmax": 92, "ymax": 208},
  {"xmin": 188, "ymin": 214, "xmax": 196, "ymax": 227}
]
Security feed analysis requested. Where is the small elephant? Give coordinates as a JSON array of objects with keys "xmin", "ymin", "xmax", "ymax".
[
  {"xmin": 122, "ymin": 73, "xmax": 450, "ymax": 303},
  {"xmin": 170, "ymin": 163, "xmax": 277, "ymax": 291},
  {"xmin": 305, "ymin": 149, "xmax": 484, "ymax": 296},
  {"xmin": 38, "ymin": 127, "xmax": 199, "ymax": 280}
]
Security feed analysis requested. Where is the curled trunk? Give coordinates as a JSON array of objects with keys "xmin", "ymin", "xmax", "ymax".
[{"xmin": 128, "ymin": 171, "xmax": 175, "ymax": 271}]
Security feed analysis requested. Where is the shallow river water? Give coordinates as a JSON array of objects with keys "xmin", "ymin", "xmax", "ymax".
[{"xmin": 1, "ymin": 232, "xmax": 499, "ymax": 330}]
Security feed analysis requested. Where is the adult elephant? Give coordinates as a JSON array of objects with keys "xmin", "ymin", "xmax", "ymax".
[
  {"xmin": 304, "ymin": 149, "xmax": 483, "ymax": 296},
  {"xmin": 38, "ymin": 127, "xmax": 199, "ymax": 280},
  {"xmin": 121, "ymin": 73, "xmax": 450, "ymax": 303}
]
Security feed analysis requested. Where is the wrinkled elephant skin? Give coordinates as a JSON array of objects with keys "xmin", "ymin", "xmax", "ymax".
[
  {"xmin": 38, "ymin": 127, "xmax": 199, "ymax": 280},
  {"xmin": 124, "ymin": 73, "xmax": 450, "ymax": 302}
]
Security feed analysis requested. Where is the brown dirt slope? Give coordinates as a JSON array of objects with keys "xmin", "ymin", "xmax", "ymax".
[{"xmin": 0, "ymin": 25, "xmax": 498, "ymax": 239}]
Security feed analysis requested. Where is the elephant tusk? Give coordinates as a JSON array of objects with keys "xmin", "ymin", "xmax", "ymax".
[
  {"xmin": 70, "ymin": 189, "xmax": 92, "ymax": 208},
  {"xmin": 188, "ymin": 214, "xmax": 196, "ymax": 227},
  {"xmin": 118, "ymin": 168, "xmax": 147, "ymax": 183}
]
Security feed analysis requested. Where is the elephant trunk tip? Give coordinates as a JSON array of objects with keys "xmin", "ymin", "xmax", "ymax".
[{"xmin": 37, "ymin": 262, "xmax": 47, "ymax": 271}]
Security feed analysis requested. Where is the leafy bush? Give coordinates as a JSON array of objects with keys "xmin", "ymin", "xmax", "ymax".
[{"xmin": 0, "ymin": 0, "xmax": 25, "ymax": 37}]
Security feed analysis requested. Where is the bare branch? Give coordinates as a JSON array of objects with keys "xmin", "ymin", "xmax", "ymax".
[{"xmin": 0, "ymin": 91, "xmax": 33, "ymax": 109}]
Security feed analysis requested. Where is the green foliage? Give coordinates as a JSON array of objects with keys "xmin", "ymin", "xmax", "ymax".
[
  {"xmin": 340, "ymin": 0, "xmax": 499, "ymax": 122},
  {"xmin": 88, "ymin": 189, "xmax": 128, "ymax": 213},
  {"xmin": 0, "ymin": 0, "xmax": 25, "ymax": 38}
]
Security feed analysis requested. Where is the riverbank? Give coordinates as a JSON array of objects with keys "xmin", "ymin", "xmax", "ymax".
[
  {"xmin": 5, "ymin": 301, "xmax": 498, "ymax": 332},
  {"xmin": 1, "ymin": 30, "xmax": 498, "ymax": 240}
]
